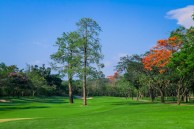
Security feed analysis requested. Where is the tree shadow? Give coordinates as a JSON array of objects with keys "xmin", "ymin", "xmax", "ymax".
[
  {"xmin": 0, "ymin": 97, "xmax": 68, "ymax": 111},
  {"xmin": 0, "ymin": 106, "xmax": 49, "ymax": 111},
  {"xmin": 110, "ymin": 101, "xmax": 158, "ymax": 106},
  {"xmin": 4, "ymin": 97, "xmax": 67, "ymax": 104}
]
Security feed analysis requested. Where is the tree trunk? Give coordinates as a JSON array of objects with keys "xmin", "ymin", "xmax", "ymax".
[
  {"xmin": 184, "ymin": 94, "xmax": 188, "ymax": 103},
  {"xmin": 149, "ymin": 87, "xmax": 155, "ymax": 102},
  {"xmin": 184, "ymin": 88, "xmax": 189, "ymax": 103},
  {"xmin": 131, "ymin": 91, "xmax": 133, "ymax": 100},
  {"xmin": 83, "ymin": 44, "xmax": 87, "ymax": 106},
  {"xmin": 177, "ymin": 86, "xmax": 181, "ymax": 105},
  {"xmin": 12, "ymin": 92, "xmax": 14, "ymax": 97},
  {"xmin": 177, "ymin": 78, "xmax": 184, "ymax": 105},
  {"xmin": 68, "ymin": 75, "xmax": 73, "ymax": 104},
  {"xmin": 136, "ymin": 90, "xmax": 139, "ymax": 101},
  {"xmin": 160, "ymin": 90, "xmax": 165, "ymax": 103},
  {"xmin": 22, "ymin": 91, "xmax": 24, "ymax": 97},
  {"xmin": 83, "ymin": 70, "xmax": 87, "ymax": 105},
  {"xmin": 17, "ymin": 90, "xmax": 20, "ymax": 99},
  {"xmin": 32, "ymin": 90, "xmax": 36, "ymax": 97}
]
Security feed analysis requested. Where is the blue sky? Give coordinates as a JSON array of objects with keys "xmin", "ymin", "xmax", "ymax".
[{"xmin": 0, "ymin": 0, "xmax": 194, "ymax": 77}]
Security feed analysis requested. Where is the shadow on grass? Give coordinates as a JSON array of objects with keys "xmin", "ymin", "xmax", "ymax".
[
  {"xmin": 0, "ymin": 97, "xmax": 68, "ymax": 104},
  {"xmin": 110, "ymin": 100, "xmax": 194, "ymax": 106},
  {"xmin": 0, "ymin": 97, "xmax": 68, "ymax": 110},
  {"xmin": 110, "ymin": 100, "xmax": 159, "ymax": 106},
  {"xmin": 0, "ymin": 106, "xmax": 49, "ymax": 111}
]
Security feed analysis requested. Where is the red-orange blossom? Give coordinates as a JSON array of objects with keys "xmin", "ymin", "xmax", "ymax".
[{"xmin": 142, "ymin": 36, "xmax": 182, "ymax": 73}]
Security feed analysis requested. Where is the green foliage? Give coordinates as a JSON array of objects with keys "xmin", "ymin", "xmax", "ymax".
[
  {"xmin": 168, "ymin": 27, "xmax": 194, "ymax": 104},
  {"xmin": 116, "ymin": 54, "xmax": 145, "ymax": 99},
  {"xmin": 76, "ymin": 18, "xmax": 104, "ymax": 105},
  {"xmin": 76, "ymin": 18, "xmax": 104, "ymax": 76},
  {"xmin": 25, "ymin": 64, "xmax": 63, "ymax": 96},
  {"xmin": 51, "ymin": 31, "xmax": 82, "ymax": 103},
  {"xmin": 8, "ymin": 72, "xmax": 29, "ymax": 97},
  {"xmin": 51, "ymin": 31, "xmax": 81, "ymax": 77}
]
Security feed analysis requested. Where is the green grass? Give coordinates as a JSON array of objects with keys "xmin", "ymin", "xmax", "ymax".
[{"xmin": 0, "ymin": 96, "xmax": 194, "ymax": 129}]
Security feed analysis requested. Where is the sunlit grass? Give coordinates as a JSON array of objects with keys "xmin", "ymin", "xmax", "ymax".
[{"xmin": 0, "ymin": 96, "xmax": 194, "ymax": 129}]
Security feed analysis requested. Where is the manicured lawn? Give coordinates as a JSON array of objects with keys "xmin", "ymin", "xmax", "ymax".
[{"xmin": 0, "ymin": 96, "xmax": 194, "ymax": 129}]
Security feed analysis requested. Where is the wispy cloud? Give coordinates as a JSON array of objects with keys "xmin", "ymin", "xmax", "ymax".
[
  {"xmin": 166, "ymin": 5, "xmax": 194, "ymax": 28},
  {"xmin": 33, "ymin": 41, "xmax": 50, "ymax": 48},
  {"xmin": 112, "ymin": 53, "xmax": 129, "ymax": 62},
  {"xmin": 27, "ymin": 60, "xmax": 43, "ymax": 65},
  {"xmin": 103, "ymin": 61, "xmax": 112, "ymax": 68}
]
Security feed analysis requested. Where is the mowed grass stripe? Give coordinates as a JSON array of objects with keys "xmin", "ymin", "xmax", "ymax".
[{"xmin": 0, "ymin": 118, "xmax": 33, "ymax": 123}]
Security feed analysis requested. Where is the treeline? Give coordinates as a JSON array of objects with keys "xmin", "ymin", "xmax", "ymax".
[
  {"xmin": 0, "ymin": 62, "xmax": 123, "ymax": 98},
  {"xmin": 0, "ymin": 63, "xmax": 64, "ymax": 97}
]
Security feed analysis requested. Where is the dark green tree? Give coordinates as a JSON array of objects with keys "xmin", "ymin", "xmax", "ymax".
[
  {"xmin": 25, "ymin": 65, "xmax": 47, "ymax": 96},
  {"xmin": 51, "ymin": 31, "xmax": 81, "ymax": 103},
  {"xmin": 76, "ymin": 18, "xmax": 104, "ymax": 105},
  {"xmin": 116, "ymin": 54, "xmax": 144, "ymax": 100},
  {"xmin": 8, "ymin": 72, "xmax": 29, "ymax": 98},
  {"xmin": 169, "ymin": 27, "xmax": 194, "ymax": 105}
]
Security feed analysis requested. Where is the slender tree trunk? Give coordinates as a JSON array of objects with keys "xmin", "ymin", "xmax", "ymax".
[
  {"xmin": 83, "ymin": 44, "xmax": 87, "ymax": 106},
  {"xmin": 177, "ymin": 86, "xmax": 181, "ymax": 105},
  {"xmin": 136, "ymin": 90, "xmax": 139, "ymax": 101},
  {"xmin": 17, "ymin": 90, "xmax": 20, "ymax": 98},
  {"xmin": 68, "ymin": 54, "xmax": 74, "ymax": 104},
  {"xmin": 22, "ymin": 91, "xmax": 24, "ymax": 97},
  {"xmin": 68, "ymin": 75, "xmax": 73, "ymax": 103},
  {"xmin": 184, "ymin": 93, "xmax": 188, "ymax": 103},
  {"xmin": 149, "ymin": 87, "xmax": 155, "ymax": 102},
  {"xmin": 82, "ymin": 25, "xmax": 88, "ymax": 106},
  {"xmin": 32, "ymin": 90, "xmax": 36, "ymax": 97},
  {"xmin": 160, "ymin": 89, "xmax": 165, "ymax": 103},
  {"xmin": 83, "ymin": 70, "xmax": 87, "ymax": 105},
  {"xmin": 184, "ymin": 88, "xmax": 189, "ymax": 103},
  {"xmin": 177, "ymin": 78, "xmax": 184, "ymax": 105}
]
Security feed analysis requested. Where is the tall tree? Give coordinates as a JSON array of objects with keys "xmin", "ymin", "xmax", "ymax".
[
  {"xmin": 51, "ymin": 31, "xmax": 81, "ymax": 103},
  {"xmin": 76, "ymin": 18, "xmax": 103, "ymax": 105}
]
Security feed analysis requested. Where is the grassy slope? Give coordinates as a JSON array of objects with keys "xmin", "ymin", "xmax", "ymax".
[{"xmin": 0, "ymin": 97, "xmax": 194, "ymax": 129}]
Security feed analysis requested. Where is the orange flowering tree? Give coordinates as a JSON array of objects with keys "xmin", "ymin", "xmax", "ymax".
[
  {"xmin": 142, "ymin": 36, "xmax": 182, "ymax": 74},
  {"xmin": 142, "ymin": 36, "xmax": 182, "ymax": 103},
  {"xmin": 107, "ymin": 72, "xmax": 119, "ymax": 82}
]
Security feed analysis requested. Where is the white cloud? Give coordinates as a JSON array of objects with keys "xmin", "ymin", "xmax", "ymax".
[{"xmin": 167, "ymin": 5, "xmax": 194, "ymax": 28}]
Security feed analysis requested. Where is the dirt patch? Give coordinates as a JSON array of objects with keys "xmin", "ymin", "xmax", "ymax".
[
  {"xmin": 0, "ymin": 118, "xmax": 33, "ymax": 123},
  {"xmin": 0, "ymin": 99, "xmax": 10, "ymax": 103},
  {"xmin": 74, "ymin": 96, "xmax": 93, "ymax": 99},
  {"xmin": 86, "ymin": 97, "xmax": 93, "ymax": 100}
]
